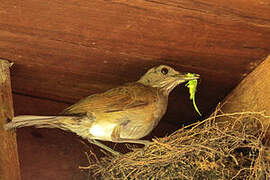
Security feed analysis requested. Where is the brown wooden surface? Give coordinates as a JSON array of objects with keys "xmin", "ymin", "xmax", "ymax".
[
  {"xmin": 0, "ymin": 1, "xmax": 270, "ymax": 179},
  {"xmin": 0, "ymin": 0, "xmax": 269, "ymax": 125},
  {"xmin": 0, "ymin": 60, "xmax": 21, "ymax": 180},
  {"xmin": 220, "ymin": 55, "xmax": 270, "ymax": 144}
]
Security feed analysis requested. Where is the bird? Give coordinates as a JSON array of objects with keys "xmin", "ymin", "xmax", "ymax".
[{"xmin": 4, "ymin": 65, "xmax": 199, "ymax": 155}]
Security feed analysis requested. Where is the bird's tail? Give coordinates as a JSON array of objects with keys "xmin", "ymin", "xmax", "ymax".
[{"xmin": 3, "ymin": 115, "xmax": 76, "ymax": 131}]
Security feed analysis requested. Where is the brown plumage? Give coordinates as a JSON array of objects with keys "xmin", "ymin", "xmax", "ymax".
[{"xmin": 4, "ymin": 65, "xmax": 199, "ymax": 155}]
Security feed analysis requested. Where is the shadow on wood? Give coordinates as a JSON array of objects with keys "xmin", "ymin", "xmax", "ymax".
[{"xmin": 219, "ymin": 55, "xmax": 270, "ymax": 145}]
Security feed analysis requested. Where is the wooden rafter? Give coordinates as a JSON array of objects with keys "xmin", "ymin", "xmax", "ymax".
[{"xmin": 0, "ymin": 59, "xmax": 21, "ymax": 180}]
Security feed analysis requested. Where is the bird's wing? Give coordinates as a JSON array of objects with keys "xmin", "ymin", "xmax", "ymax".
[{"xmin": 61, "ymin": 83, "xmax": 155, "ymax": 116}]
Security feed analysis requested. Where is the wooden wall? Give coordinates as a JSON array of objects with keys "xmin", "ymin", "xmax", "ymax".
[
  {"xmin": 0, "ymin": 0, "xmax": 269, "ymax": 179},
  {"xmin": 1, "ymin": 0, "xmax": 269, "ymax": 124}
]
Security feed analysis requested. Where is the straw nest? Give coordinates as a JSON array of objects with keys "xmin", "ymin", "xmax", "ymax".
[{"xmin": 81, "ymin": 110, "xmax": 270, "ymax": 180}]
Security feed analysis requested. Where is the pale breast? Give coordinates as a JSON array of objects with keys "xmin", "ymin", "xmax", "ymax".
[
  {"xmin": 152, "ymin": 91, "xmax": 168, "ymax": 127},
  {"xmin": 119, "ymin": 90, "xmax": 168, "ymax": 139}
]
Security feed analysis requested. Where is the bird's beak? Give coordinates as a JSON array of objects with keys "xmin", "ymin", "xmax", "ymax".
[{"xmin": 174, "ymin": 73, "xmax": 200, "ymax": 82}]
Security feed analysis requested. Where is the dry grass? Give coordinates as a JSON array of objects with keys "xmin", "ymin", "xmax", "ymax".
[{"xmin": 80, "ymin": 110, "xmax": 270, "ymax": 180}]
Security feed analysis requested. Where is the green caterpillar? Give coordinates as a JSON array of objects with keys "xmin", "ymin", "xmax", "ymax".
[{"xmin": 185, "ymin": 73, "xmax": 201, "ymax": 116}]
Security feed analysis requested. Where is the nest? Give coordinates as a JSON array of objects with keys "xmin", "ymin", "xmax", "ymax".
[{"xmin": 81, "ymin": 111, "xmax": 270, "ymax": 179}]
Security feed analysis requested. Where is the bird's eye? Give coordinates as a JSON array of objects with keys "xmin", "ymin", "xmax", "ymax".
[{"xmin": 161, "ymin": 67, "xmax": 168, "ymax": 75}]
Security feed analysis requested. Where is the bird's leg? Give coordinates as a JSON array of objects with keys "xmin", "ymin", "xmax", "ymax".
[
  {"xmin": 113, "ymin": 139, "xmax": 152, "ymax": 147},
  {"xmin": 87, "ymin": 139, "xmax": 122, "ymax": 156}
]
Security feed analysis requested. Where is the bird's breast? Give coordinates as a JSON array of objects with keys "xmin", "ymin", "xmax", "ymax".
[
  {"xmin": 119, "ymin": 91, "xmax": 168, "ymax": 139},
  {"xmin": 151, "ymin": 92, "xmax": 168, "ymax": 127}
]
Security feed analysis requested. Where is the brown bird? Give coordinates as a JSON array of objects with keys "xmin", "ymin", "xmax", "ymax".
[{"xmin": 4, "ymin": 65, "xmax": 199, "ymax": 155}]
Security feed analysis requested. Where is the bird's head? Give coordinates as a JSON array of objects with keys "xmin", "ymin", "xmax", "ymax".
[{"xmin": 138, "ymin": 65, "xmax": 199, "ymax": 95}]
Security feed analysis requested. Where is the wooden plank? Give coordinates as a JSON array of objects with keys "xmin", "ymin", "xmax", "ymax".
[
  {"xmin": 0, "ymin": 0, "xmax": 269, "ymax": 124},
  {"xmin": 0, "ymin": 60, "xmax": 21, "ymax": 180},
  {"xmin": 13, "ymin": 93, "xmax": 70, "ymax": 116},
  {"xmin": 219, "ymin": 55, "xmax": 270, "ymax": 144}
]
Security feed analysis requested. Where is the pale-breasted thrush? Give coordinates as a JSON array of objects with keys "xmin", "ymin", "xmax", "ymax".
[{"xmin": 4, "ymin": 65, "xmax": 199, "ymax": 155}]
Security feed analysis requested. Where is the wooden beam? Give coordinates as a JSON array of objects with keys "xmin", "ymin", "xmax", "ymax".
[
  {"xmin": 0, "ymin": 0, "xmax": 269, "ymax": 125},
  {"xmin": 219, "ymin": 55, "xmax": 270, "ymax": 144},
  {"xmin": 0, "ymin": 60, "xmax": 21, "ymax": 180}
]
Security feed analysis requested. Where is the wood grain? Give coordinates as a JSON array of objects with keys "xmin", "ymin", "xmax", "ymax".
[
  {"xmin": 0, "ymin": 0, "xmax": 270, "ymax": 124},
  {"xmin": 220, "ymin": 55, "xmax": 270, "ymax": 144},
  {"xmin": 0, "ymin": 60, "xmax": 21, "ymax": 180}
]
